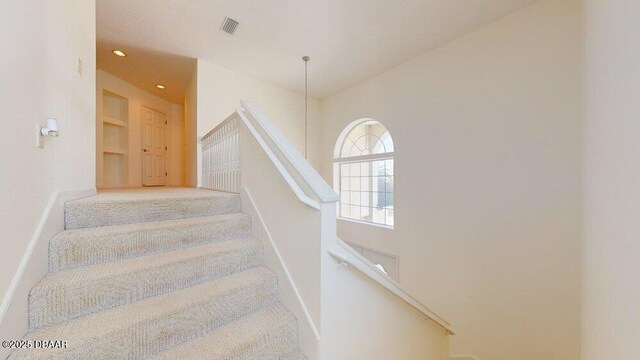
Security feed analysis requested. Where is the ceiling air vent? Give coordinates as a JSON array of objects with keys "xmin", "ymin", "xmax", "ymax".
[{"xmin": 221, "ymin": 17, "xmax": 239, "ymax": 34}]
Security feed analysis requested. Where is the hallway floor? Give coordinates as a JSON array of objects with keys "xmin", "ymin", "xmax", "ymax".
[{"xmin": 90, "ymin": 187, "xmax": 234, "ymax": 201}]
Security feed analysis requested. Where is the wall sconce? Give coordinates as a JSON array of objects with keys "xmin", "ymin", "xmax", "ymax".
[{"xmin": 37, "ymin": 118, "xmax": 59, "ymax": 148}]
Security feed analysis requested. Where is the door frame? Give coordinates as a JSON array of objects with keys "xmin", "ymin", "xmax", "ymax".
[{"xmin": 141, "ymin": 105, "xmax": 168, "ymax": 187}]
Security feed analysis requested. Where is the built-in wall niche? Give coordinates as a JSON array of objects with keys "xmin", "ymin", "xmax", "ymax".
[
  {"xmin": 103, "ymin": 124, "xmax": 125, "ymax": 150},
  {"xmin": 103, "ymin": 153, "xmax": 128, "ymax": 185},
  {"xmin": 101, "ymin": 90, "xmax": 129, "ymax": 186},
  {"xmin": 103, "ymin": 90, "xmax": 128, "ymax": 125}
]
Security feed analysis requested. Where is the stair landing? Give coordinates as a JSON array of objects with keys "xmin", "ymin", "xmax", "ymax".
[
  {"xmin": 88, "ymin": 187, "xmax": 233, "ymax": 202},
  {"xmin": 65, "ymin": 188, "xmax": 241, "ymax": 229}
]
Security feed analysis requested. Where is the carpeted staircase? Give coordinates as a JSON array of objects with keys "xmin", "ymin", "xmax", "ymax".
[{"xmin": 9, "ymin": 188, "xmax": 305, "ymax": 360}]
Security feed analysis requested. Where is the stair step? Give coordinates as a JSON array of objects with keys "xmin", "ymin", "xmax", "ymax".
[
  {"xmin": 29, "ymin": 238, "xmax": 262, "ymax": 330},
  {"xmin": 10, "ymin": 267, "xmax": 278, "ymax": 360},
  {"xmin": 151, "ymin": 304, "xmax": 299, "ymax": 360},
  {"xmin": 65, "ymin": 188, "xmax": 240, "ymax": 229},
  {"xmin": 50, "ymin": 213, "xmax": 251, "ymax": 271},
  {"xmin": 282, "ymin": 350, "xmax": 308, "ymax": 360}
]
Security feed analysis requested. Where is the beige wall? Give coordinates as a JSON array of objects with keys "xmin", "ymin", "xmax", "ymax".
[
  {"xmin": 583, "ymin": 0, "xmax": 640, "ymax": 358},
  {"xmin": 319, "ymin": 1, "xmax": 582, "ymax": 359},
  {"xmin": 97, "ymin": 70, "xmax": 185, "ymax": 187},
  {"xmin": 0, "ymin": 0, "xmax": 96, "ymax": 352},
  {"xmin": 196, "ymin": 59, "xmax": 322, "ymax": 185},
  {"xmin": 168, "ymin": 103, "xmax": 185, "ymax": 187},
  {"xmin": 184, "ymin": 68, "xmax": 198, "ymax": 187}
]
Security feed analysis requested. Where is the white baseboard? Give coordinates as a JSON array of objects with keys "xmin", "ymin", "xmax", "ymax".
[
  {"xmin": 240, "ymin": 187, "xmax": 320, "ymax": 360},
  {"xmin": 0, "ymin": 188, "xmax": 96, "ymax": 359}
]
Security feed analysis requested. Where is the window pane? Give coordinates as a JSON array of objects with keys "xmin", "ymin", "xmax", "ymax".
[
  {"xmin": 359, "ymin": 205, "xmax": 370, "ymax": 221},
  {"xmin": 350, "ymin": 177, "xmax": 360, "ymax": 191},
  {"xmin": 385, "ymin": 159, "xmax": 394, "ymax": 172},
  {"xmin": 349, "ymin": 205, "xmax": 361, "ymax": 220},
  {"xmin": 370, "ymin": 191, "xmax": 378, "ymax": 208},
  {"xmin": 354, "ymin": 137, "xmax": 368, "ymax": 155},
  {"xmin": 386, "ymin": 208, "xmax": 394, "ymax": 226},
  {"xmin": 336, "ymin": 157, "xmax": 394, "ymax": 227},
  {"xmin": 373, "ymin": 160, "xmax": 387, "ymax": 176},
  {"xmin": 341, "ymin": 177, "xmax": 350, "ymax": 191},
  {"xmin": 360, "ymin": 177, "xmax": 370, "ymax": 192},
  {"xmin": 350, "ymin": 162, "xmax": 361, "ymax": 177},
  {"xmin": 373, "ymin": 207, "xmax": 386, "ymax": 224},
  {"xmin": 351, "ymin": 191, "xmax": 362, "ymax": 206},
  {"xmin": 340, "ymin": 204, "xmax": 350, "ymax": 218},
  {"xmin": 340, "ymin": 191, "xmax": 349, "ymax": 204},
  {"xmin": 340, "ymin": 163, "xmax": 350, "ymax": 177},
  {"xmin": 340, "ymin": 121, "xmax": 394, "ymax": 158},
  {"xmin": 384, "ymin": 176, "xmax": 393, "ymax": 193},
  {"xmin": 361, "ymin": 162, "xmax": 371, "ymax": 178}
]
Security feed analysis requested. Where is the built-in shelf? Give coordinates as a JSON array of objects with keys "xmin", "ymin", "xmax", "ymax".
[
  {"xmin": 103, "ymin": 147, "xmax": 127, "ymax": 155},
  {"xmin": 100, "ymin": 89, "xmax": 129, "ymax": 188},
  {"xmin": 103, "ymin": 117, "xmax": 127, "ymax": 127},
  {"xmin": 103, "ymin": 152, "xmax": 127, "ymax": 186}
]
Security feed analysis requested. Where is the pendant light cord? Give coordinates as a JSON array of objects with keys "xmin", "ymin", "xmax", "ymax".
[{"xmin": 303, "ymin": 56, "xmax": 310, "ymax": 159}]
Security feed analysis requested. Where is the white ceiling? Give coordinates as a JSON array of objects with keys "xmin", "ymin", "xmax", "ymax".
[{"xmin": 97, "ymin": 0, "xmax": 537, "ymax": 100}]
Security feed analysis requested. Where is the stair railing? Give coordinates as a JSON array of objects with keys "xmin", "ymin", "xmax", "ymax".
[
  {"xmin": 328, "ymin": 238, "xmax": 454, "ymax": 334},
  {"xmin": 200, "ymin": 100, "xmax": 454, "ymax": 359},
  {"xmin": 237, "ymin": 100, "xmax": 340, "ymax": 207},
  {"xmin": 200, "ymin": 113, "xmax": 241, "ymax": 193}
]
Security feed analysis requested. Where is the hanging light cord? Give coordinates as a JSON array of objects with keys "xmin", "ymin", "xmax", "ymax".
[{"xmin": 303, "ymin": 56, "xmax": 310, "ymax": 159}]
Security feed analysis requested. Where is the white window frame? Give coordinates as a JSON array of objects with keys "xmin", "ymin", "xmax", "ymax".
[{"xmin": 333, "ymin": 119, "xmax": 394, "ymax": 228}]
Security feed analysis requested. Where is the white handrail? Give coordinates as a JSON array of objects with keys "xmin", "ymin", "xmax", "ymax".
[
  {"xmin": 240, "ymin": 100, "xmax": 339, "ymax": 204},
  {"xmin": 236, "ymin": 107, "xmax": 322, "ymax": 210},
  {"xmin": 199, "ymin": 100, "xmax": 454, "ymax": 339},
  {"xmin": 329, "ymin": 238, "xmax": 455, "ymax": 335},
  {"xmin": 202, "ymin": 101, "xmax": 339, "ymax": 208}
]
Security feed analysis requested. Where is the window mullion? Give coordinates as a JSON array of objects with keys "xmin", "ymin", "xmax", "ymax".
[{"xmin": 334, "ymin": 152, "xmax": 394, "ymax": 164}]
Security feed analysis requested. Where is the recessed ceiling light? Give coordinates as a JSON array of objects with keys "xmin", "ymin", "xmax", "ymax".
[
  {"xmin": 156, "ymin": 84, "xmax": 166, "ymax": 90},
  {"xmin": 112, "ymin": 49, "xmax": 126, "ymax": 57}
]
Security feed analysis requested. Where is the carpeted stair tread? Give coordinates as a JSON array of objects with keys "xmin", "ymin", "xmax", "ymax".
[
  {"xmin": 11, "ymin": 189, "xmax": 303, "ymax": 360},
  {"xmin": 10, "ymin": 267, "xmax": 278, "ymax": 360},
  {"xmin": 281, "ymin": 350, "xmax": 308, "ymax": 360},
  {"xmin": 151, "ymin": 303, "xmax": 299, "ymax": 360},
  {"xmin": 65, "ymin": 188, "xmax": 240, "ymax": 229},
  {"xmin": 50, "ymin": 212, "xmax": 251, "ymax": 271},
  {"xmin": 30, "ymin": 237, "xmax": 262, "ymax": 330}
]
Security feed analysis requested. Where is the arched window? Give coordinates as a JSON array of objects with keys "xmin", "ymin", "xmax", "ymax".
[{"xmin": 334, "ymin": 119, "xmax": 394, "ymax": 227}]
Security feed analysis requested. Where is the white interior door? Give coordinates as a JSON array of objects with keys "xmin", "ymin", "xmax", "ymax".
[{"xmin": 142, "ymin": 107, "xmax": 166, "ymax": 186}]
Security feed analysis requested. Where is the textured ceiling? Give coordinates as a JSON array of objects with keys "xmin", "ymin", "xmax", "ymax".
[{"xmin": 97, "ymin": 0, "xmax": 537, "ymax": 100}]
